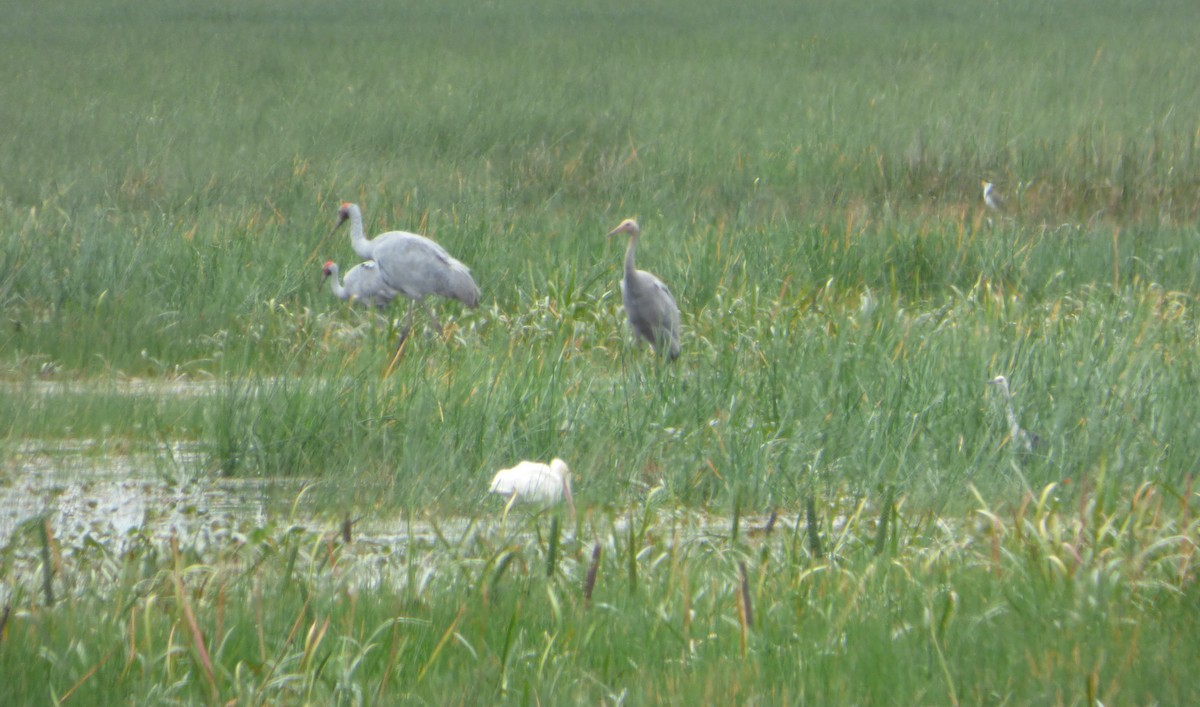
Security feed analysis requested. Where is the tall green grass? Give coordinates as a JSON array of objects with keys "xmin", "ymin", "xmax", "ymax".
[
  {"xmin": 6, "ymin": 263, "xmax": 1196, "ymax": 511},
  {"xmin": 2, "ymin": 0, "xmax": 1200, "ymax": 700},
  {"xmin": 3, "ymin": 0, "xmax": 1199, "ymax": 370},
  {"xmin": 1, "ymin": 481, "xmax": 1196, "ymax": 704},
  {"xmin": 1, "ymin": 0, "xmax": 1199, "ymax": 503}
]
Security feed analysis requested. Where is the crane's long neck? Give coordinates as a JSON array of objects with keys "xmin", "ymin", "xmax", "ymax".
[
  {"xmin": 1004, "ymin": 402, "xmax": 1023, "ymax": 442},
  {"xmin": 624, "ymin": 233, "xmax": 640, "ymax": 281},
  {"xmin": 997, "ymin": 383, "xmax": 1024, "ymax": 442},
  {"xmin": 327, "ymin": 266, "xmax": 349, "ymax": 300},
  {"xmin": 347, "ymin": 206, "xmax": 372, "ymax": 259}
]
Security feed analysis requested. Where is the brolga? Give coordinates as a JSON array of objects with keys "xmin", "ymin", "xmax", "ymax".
[
  {"xmin": 987, "ymin": 375, "xmax": 1040, "ymax": 454},
  {"xmin": 332, "ymin": 203, "xmax": 480, "ymax": 352},
  {"xmin": 321, "ymin": 260, "xmax": 399, "ymax": 310},
  {"xmin": 489, "ymin": 458, "xmax": 576, "ymax": 522},
  {"xmin": 607, "ymin": 218, "xmax": 681, "ymax": 360}
]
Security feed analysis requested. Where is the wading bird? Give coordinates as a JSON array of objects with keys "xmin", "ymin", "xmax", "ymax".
[
  {"xmin": 987, "ymin": 375, "xmax": 1040, "ymax": 454},
  {"xmin": 607, "ymin": 219, "xmax": 681, "ymax": 360},
  {"xmin": 332, "ymin": 203, "xmax": 480, "ymax": 352},
  {"xmin": 321, "ymin": 260, "xmax": 399, "ymax": 309},
  {"xmin": 489, "ymin": 458, "xmax": 576, "ymax": 522},
  {"xmin": 981, "ymin": 179, "xmax": 1005, "ymax": 212}
]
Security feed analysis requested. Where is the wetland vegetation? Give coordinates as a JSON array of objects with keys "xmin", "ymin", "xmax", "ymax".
[{"xmin": 2, "ymin": 0, "xmax": 1200, "ymax": 702}]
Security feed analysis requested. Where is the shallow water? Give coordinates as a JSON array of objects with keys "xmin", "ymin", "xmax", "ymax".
[
  {"xmin": 7, "ymin": 377, "xmax": 226, "ymax": 399},
  {"xmin": 1, "ymin": 436, "xmax": 841, "ymax": 575},
  {"xmin": 0, "ymin": 439, "xmax": 280, "ymax": 551},
  {"xmin": 2, "ymin": 378, "xmax": 839, "ymax": 557},
  {"xmin": 1, "ymin": 439, "xmax": 554, "ymax": 557}
]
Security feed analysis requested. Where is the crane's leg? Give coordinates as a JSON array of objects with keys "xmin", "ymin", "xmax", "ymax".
[
  {"xmin": 383, "ymin": 301, "xmax": 418, "ymax": 378},
  {"xmin": 396, "ymin": 300, "xmax": 418, "ymax": 350}
]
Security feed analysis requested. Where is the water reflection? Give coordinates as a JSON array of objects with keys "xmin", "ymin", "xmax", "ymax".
[
  {"xmin": 1, "ymin": 440, "xmax": 275, "ymax": 550},
  {"xmin": 2, "ymin": 440, "xmax": 815, "ymax": 564}
]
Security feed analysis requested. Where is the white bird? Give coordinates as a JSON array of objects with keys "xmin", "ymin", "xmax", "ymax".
[
  {"xmin": 987, "ymin": 375, "xmax": 1039, "ymax": 454},
  {"xmin": 981, "ymin": 179, "xmax": 1005, "ymax": 212},
  {"xmin": 489, "ymin": 458, "xmax": 576, "ymax": 520},
  {"xmin": 607, "ymin": 219, "xmax": 681, "ymax": 360},
  {"xmin": 333, "ymin": 203, "xmax": 480, "ymax": 350},
  {"xmin": 322, "ymin": 260, "xmax": 399, "ymax": 309}
]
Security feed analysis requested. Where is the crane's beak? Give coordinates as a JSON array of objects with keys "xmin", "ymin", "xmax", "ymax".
[
  {"xmin": 607, "ymin": 219, "xmax": 639, "ymax": 239},
  {"xmin": 325, "ymin": 212, "xmax": 349, "ymax": 240}
]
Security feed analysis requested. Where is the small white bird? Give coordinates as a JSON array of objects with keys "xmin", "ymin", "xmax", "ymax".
[
  {"xmin": 607, "ymin": 218, "xmax": 681, "ymax": 360},
  {"xmin": 489, "ymin": 458, "xmax": 575, "ymax": 520},
  {"xmin": 322, "ymin": 260, "xmax": 399, "ymax": 309},
  {"xmin": 981, "ymin": 179, "xmax": 1005, "ymax": 212}
]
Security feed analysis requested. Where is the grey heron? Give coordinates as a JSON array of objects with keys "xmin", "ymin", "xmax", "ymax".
[
  {"xmin": 987, "ymin": 375, "xmax": 1040, "ymax": 454},
  {"xmin": 607, "ymin": 218, "xmax": 681, "ymax": 360}
]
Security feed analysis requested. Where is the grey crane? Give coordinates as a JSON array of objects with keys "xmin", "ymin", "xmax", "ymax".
[
  {"xmin": 607, "ymin": 218, "xmax": 681, "ymax": 360},
  {"xmin": 321, "ymin": 260, "xmax": 399, "ymax": 310},
  {"xmin": 333, "ymin": 203, "xmax": 480, "ymax": 351},
  {"xmin": 987, "ymin": 375, "xmax": 1040, "ymax": 454}
]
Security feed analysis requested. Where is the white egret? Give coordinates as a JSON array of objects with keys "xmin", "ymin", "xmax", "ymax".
[
  {"xmin": 332, "ymin": 203, "xmax": 480, "ymax": 351},
  {"xmin": 607, "ymin": 218, "xmax": 681, "ymax": 360},
  {"xmin": 489, "ymin": 458, "xmax": 576, "ymax": 521},
  {"xmin": 321, "ymin": 260, "xmax": 399, "ymax": 309},
  {"xmin": 987, "ymin": 375, "xmax": 1039, "ymax": 454}
]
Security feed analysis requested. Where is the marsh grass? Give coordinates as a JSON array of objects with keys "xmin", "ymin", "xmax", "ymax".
[
  {"xmin": 3, "ymin": 0, "xmax": 1200, "ymax": 700},
  {"xmin": 3, "ymin": 202, "xmax": 1200, "ymax": 508},
  {"xmin": 0, "ymin": 481, "xmax": 1196, "ymax": 704}
]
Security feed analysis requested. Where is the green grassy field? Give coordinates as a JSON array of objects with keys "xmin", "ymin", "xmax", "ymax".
[{"xmin": 2, "ymin": 0, "xmax": 1200, "ymax": 702}]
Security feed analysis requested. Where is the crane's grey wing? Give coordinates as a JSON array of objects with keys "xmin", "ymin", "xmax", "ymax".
[
  {"xmin": 649, "ymin": 275, "xmax": 678, "ymax": 313},
  {"xmin": 343, "ymin": 260, "xmax": 400, "ymax": 308},
  {"xmin": 372, "ymin": 234, "xmax": 479, "ymax": 308},
  {"xmin": 623, "ymin": 270, "xmax": 680, "ymax": 357},
  {"xmin": 652, "ymin": 276, "xmax": 682, "ymax": 358}
]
